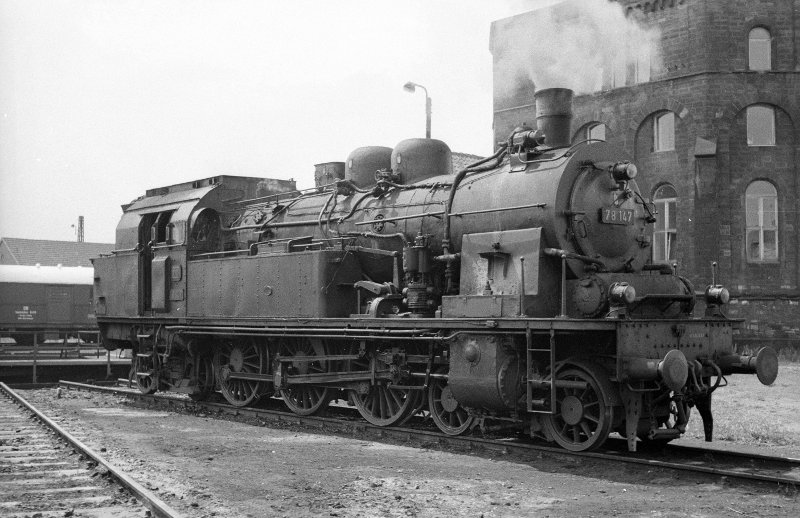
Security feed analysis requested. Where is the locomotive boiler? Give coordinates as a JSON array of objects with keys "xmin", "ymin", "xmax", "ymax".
[{"xmin": 92, "ymin": 88, "xmax": 779, "ymax": 452}]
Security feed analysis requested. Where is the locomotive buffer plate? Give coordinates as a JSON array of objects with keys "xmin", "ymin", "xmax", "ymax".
[{"xmin": 600, "ymin": 207, "xmax": 635, "ymax": 225}]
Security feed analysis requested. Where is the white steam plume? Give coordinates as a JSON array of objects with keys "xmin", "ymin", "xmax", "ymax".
[{"xmin": 494, "ymin": 0, "xmax": 661, "ymax": 97}]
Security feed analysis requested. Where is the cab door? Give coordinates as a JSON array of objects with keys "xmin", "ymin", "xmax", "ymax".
[{"xmin": 147, "ymin": 210, "xmax": 187, "ymax": 316}]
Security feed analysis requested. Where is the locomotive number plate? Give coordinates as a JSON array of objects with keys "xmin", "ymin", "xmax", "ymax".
[{"xmin": 600, "ymin": 207, "xmax": 635, "ymax": 225}]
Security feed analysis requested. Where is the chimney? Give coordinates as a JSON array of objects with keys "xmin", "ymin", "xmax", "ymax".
[
  {"xmin": 313, "ymin": 162, "xmax": 345, "ymax": 188},
  {"xmin": 534, "ymin": 88, "xmax": 574, "ymax": 149}
]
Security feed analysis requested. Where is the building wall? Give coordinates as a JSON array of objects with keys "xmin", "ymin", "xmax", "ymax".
[{"xmin": 490, "ymin": 0, "xmax": 800, "ymax": 341}]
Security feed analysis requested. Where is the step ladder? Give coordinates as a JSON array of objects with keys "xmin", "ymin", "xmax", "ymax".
[
  {"xmin": 526, "ymin": 327, "xmax": 556, "ymax": 414},
  {"xmin": 134, "ymin": 333, "xmax": 158, "ymax": 378}
]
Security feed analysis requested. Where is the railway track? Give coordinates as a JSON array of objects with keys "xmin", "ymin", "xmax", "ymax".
[
  {"xmin": 0, "ymin": 382, "xmax": 183, "ymax": 518},
  {"xmin": 55, "ymin": 380, "xmax": 800, "ymax": 489}
]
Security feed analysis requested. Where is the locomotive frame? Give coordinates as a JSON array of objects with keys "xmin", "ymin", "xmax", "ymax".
[{"xmin": 92, "ymin": 89, "xmax": 778, "ymax": 452}]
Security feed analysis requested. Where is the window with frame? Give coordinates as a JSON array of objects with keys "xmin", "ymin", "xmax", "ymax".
[
  {"xmin": 652, "ymin": 184, "xmax": 677, "ymax": 263},
  {"xmin": 746, "ymin": 105, "xmax": 775, "ymax": 146},
  {"xmin": 604, "ymin": 45, "xmax": 650, "ymax": 89},
  {"xmin": 748, "ymin": 27, "xmax": 772, "ymax": 71},
  {"xmin": 746, "ymin": 181, "xmax": 778, "ymax": 262},
  {"xmin": 653, "ymin": 112, "xmax": 675, "ymax": 152},
  {"xmin": 635, "ymin": 44, "xmax": 651, "ymax": 83}
]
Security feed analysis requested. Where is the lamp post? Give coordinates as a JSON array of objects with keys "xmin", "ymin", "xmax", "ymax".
[{"xmin": 403, "ymin": 81, "xmax": 431, "ymax": 138}]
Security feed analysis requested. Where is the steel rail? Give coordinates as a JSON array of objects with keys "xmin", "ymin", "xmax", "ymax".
[
  {"xmin": 0, "ymin": 382, "xmax": 184, "ymax": 518},
  {"xmin": 57, "ymin": 380, "xmax": 800, "ymax": 488}
]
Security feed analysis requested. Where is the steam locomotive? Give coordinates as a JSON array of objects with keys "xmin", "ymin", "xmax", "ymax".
[{"xmin": 92, "ymin": 88, "xmax": 778, "ymax": 452}]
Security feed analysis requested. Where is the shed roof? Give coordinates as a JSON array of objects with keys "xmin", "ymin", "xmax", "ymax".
[
  {"xmin": 451, "ymin": 152, "xmax": 485, "ymax": 172},
  {"xmin": 0, "ymin": 238, "xmax": 114, "ymax": 267}
]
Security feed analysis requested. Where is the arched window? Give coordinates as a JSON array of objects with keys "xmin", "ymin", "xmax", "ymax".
[
  {"xmin": 653, "ymin": 112, "xmax": 675, "ymax": 152},
  {"xmin": 746, "ymin": 181, "xmax": 778, "ymax": 262},
  {"xmin": 746, "ymin": 104, "xmax": 775, "ymax": 146},
  {"xmin": 652, "ymin": 184, "xmax": 677, "ymax": 263},
  {"xmin": 574, "ymin": 122, "xmax": 607, "ymax": 144},
  {"xmin": 748, "ymin": 27, "xmax": 772, "ymax": 71},
  {"xmin": 586, "ymin": 123, "xmax": 606, "ymax": 142}
]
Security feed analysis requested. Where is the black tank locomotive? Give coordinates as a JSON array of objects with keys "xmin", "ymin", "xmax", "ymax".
[{"xmin": 93, "ymin": 88, "xmax": 778, "ymax": 452}]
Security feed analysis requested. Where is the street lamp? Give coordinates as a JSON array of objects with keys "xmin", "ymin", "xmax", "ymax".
[{"xmin": 403, "ymin": 81, "xmax": 431, "ymax": 139}]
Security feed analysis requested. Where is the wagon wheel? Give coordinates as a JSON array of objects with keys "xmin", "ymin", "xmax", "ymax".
[
  {"xmin": 428, "ymin": 369, "xmax": 474, "ymax": 435},
  {"xmin": 214, "ymin": 340, "xmax": 266, "ymax": 407},
  {"xmin": 351, "ymin": 384, "xmax": 420, "ymax": 427},
  {"xmin": 189, "ymin": 353, "xmax": 215, "ymax": 402},
  {"xmin": 543, "ymin": 365, "xmax": 614, "ymax": 452},
  {"xmin": 278, "ymin": 339, "xmax": 332, "ymax": 416},
  {"xmin": 134, "ymin": 353, "xmax": 158, "ymax": 395}
]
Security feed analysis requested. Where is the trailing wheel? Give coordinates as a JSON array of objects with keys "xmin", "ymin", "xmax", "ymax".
[
  {"xmin": 428, "ymin": 369, "xmax": 474, "ymax": 435},
  {"xmin": 543, "ymin": 364, "xmax": 615, "ymax": 452},
  {"xmin": 214, "ymin": 340, "xmax": 266, "ymax": 407},
  {"xmin": 189, "ymin": 353, "xmax": 215, "ymax": 402},
  {"xmin": 134, "ymin": 353, "xmax": 158, "ymax": 395},
  {"xmin": 278, "ymin": 339, "xmax": 332, "ymax": 416},
  {"xmin": 351, "ymin": 384, "xmax": 420, "ymax": 427}
]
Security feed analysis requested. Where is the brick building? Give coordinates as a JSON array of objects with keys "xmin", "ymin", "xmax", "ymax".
[{"xmin": 491, "ymin": 0, "xmax": 800, "ymax": 343}]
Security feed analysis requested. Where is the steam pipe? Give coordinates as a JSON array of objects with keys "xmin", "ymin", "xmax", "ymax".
[
  {"xmin": 543, "ymin": 247, "xmax": 606, "ymax": 267},
  {"xmin": 442, "ymin": 145, "xmax": 508, "ymax": 293},
  {"xmin": 317, "ymin": 190, "xmax": 335, "ymax": 238},
  {"xmin": 336, "ymin": 191, "xmax": 375, "ymax": 224}
]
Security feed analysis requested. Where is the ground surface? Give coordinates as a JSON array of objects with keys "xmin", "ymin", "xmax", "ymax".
[{"xmin": 14, "ymin": 364, "xmax": 800, "ymax": 517}]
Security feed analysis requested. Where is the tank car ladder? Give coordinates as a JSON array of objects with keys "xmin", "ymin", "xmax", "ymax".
[{"xmin": 526, "ymin": 326, "xmax": 557, "ymax": 414}]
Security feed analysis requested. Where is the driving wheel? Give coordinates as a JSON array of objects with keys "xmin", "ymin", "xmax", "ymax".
[
  {"xmin": 351, "ymin": 384, "xmax": 420, "ymax": 427},
  {"xmin": 214, "ymin": 340, "xmax": 266, "ymax": 407},
  {"xmin": 278, "ymin": 339, "xmax": 332, "ymax": 416},
  {"xmin": 543, "ymin": 365, "xmax": 614, "ymax": 452},
  {"xmin": 428, "ymin": 369, "xmax": 474, "ymax": 435}
]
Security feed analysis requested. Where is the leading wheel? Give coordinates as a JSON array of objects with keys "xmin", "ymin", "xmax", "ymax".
[
  {"xmin": 278, "ymin": 339, "xmax": 332, "ymax": 416},
  {"xmin": 543, "ymin": 365, "xmax": 614, "ymax": 452},
  {"xmin": 214, "ymin": 340, "xmax": 266, "ymax": 407},
  {"xmin": 428, "ymin": 369, "xmax": 474, "ymax": 435},
  {"xmin": 351, "ymin": 384, "xmax": 420, "ymax": 427}
]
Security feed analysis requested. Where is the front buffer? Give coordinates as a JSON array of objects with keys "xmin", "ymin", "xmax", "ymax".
[{"xmin": 616, "ymin": 320, "xmax": 778, "ymax": 451}]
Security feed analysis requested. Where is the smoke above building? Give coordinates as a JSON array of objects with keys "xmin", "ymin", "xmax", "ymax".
[{"xmin": 492, "ymin": 0, "xmax": 662, "ymax": 98}]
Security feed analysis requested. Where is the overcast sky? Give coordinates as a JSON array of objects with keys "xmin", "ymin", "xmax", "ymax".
[{"xmin": 0, "ymin": 0, "xmax": 557, "ymax": 243}]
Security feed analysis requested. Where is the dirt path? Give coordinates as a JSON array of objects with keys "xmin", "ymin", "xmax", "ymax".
[{"xmin": 17, "ymin": 388, "xmax": 799, "ymax": 518}]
